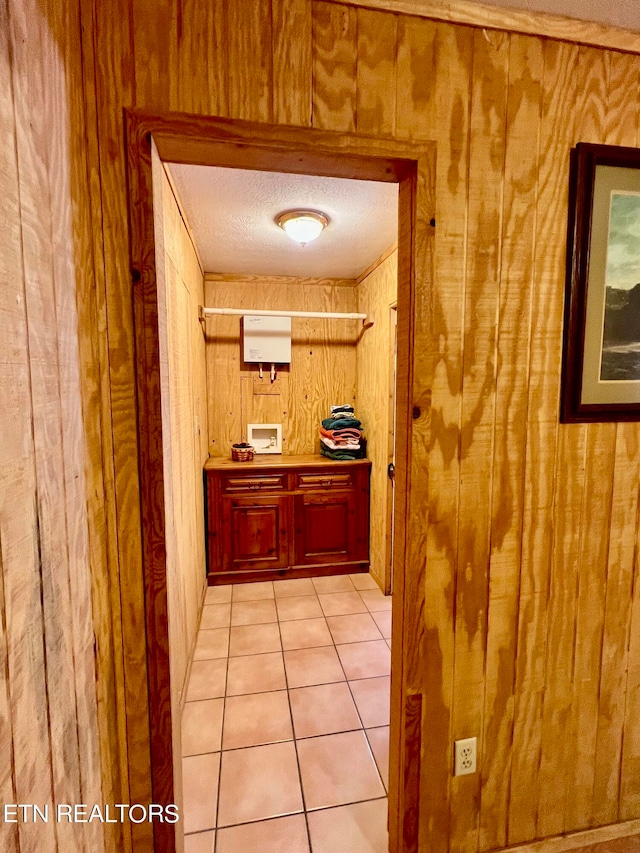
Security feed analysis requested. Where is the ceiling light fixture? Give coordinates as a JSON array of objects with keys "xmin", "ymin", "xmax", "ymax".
[{"xmin": 276, "ymin": 210, "xmax": 329, "ymax": 246}]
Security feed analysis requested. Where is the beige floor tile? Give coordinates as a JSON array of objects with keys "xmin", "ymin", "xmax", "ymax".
[
  {"xmin": 182, "ymin": 752, "xmax": 220, "ymax": 834},
  {"xmin": 200, "ymin": 604, "xmax": 231, "ymax": 630},
  {"xmin": 336, "ymin": 641, "xmax": 391, "ymax": 680},
  {"xmin": 182, "ymin": 698, "xmax": 224, "ymax": 756},
  {"xmin": 231, "ymin": 581, "xmax": 274, "ymax": 602},
  {"xmin": 312, "ymin": 574, "xmax": 356, "ymax": 594},
  {"xmin": 290, "ymin": 682, "xmax": 361, "ymax": 738},
  {"xmin": 349, "ymin": 677, "xmax": 391, "ymax": 728},
  {"xmin": 359, "ymin": 588, "xmax": 392, "ymax": 612},
  {"xmin": 186, "ymin": 659, "xmax": 227, "ymax": 701},
  {"xmin": 217, "ymin": 742, "xmax": 303, "ymax": 826},
  {"xmin": 230, "ymin": 598, "xmax": 277, "ymax": 626},
  {"xmin": 307, "ymin": 799, "xmax": 389, "ymax": 853},
  {"xmin": 273, "ymin": 577, "xmax": 316, "ymax": 598},
  {"xmin": 284, "ymin": 646, "xmax": 346, "ymax": 688},
  {"xmin": 349, "ymin": 573, "xmax": 380, "ymax": 591},
  {"xmin": 280, "ymin": 617, "xmax": 333, "ymax": 650},
  {"xmin": 327, "ymin": 613, "xmax": 382, "ymax": 644},
  {"xmin": 297, "ymin": 730, "xmax": 385, "ymax": 810},
  {"xmin": 276, "ymin": 595, "xmax": 323, "ymax": 622},
  {"xmin": 226, "ymin": 651, "xmax": 286, "ymax": 696},
  {"xmin": 371, "ymin": 610, "xmax": 392, "ymax": 639},
  {"xmin": 216, "ymin": 814, "xmax": 309, "ymax": 853},
  {"xmin": 193, "ymin": 628, "xmax": 230, "ymax": 661},
  {"xmin": 366, "ymin": 727, "xmax": 389, "ymax": 790},
  {"xmin": 222, "ymin": 690, "xmax": 292, "ymax": 749},
  {"xmin": 205, "ymin": 585, "xmax": 232, "ymax": 605},
  {"xmin": 184, "ymin": 830, "xmax": 215, "ymax": 853},
  {"xmin": 229, "ymin": 623, "xmax": 281, "ymax": 657},
  {"xmin": 386, "ymin": 638, "xmax": 391, "ymax": 650},
  {"xmin": 319, "ymin": 592, "xmax": 367, "ymax": 617}
]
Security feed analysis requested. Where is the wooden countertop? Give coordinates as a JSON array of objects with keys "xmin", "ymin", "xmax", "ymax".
[{"xmin": 204, "ymin": 453, "xmax": 371, "ymax": 471}]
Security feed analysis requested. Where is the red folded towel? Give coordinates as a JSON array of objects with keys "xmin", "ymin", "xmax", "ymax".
[{"xmin": 320, "ymin": 426, "xmax": 362, "ymax": 442}]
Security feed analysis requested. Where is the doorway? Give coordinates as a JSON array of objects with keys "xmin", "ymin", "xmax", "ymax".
[{"xmin": 125, "ymin": 110, "xmax": 435, "ymax": 853}]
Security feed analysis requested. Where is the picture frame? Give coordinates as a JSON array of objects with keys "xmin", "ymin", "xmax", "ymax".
[{"xmin": 561, "ymin": 142, "xmax": 640, "ymax": 422}]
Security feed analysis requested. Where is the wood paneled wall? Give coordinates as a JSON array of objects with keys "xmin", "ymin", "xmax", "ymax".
[
  {"xmin": 153, "ymin": 158, "xmax": 209, "ymax": 845},
  {"xmin": 13, "ymin": 0, "xmax": 640, "ymax": 850},
  {"xmin": 204, "ymin": 274, "xmax": 358, "ymax": 456},
  {"xmin": 356, "ymin": 251, "xmax": 398, "ymax": 589},
  {"xmin": 1, "ymin": 0, "xmax": 107, "ymax": 851}
]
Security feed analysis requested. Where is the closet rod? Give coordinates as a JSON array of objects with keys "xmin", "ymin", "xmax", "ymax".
[{"xmin": 199, "ymin": 306, "xmax": 372, "ymax": 323}]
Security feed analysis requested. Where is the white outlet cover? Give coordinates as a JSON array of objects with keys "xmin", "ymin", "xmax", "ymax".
[{"xmin": 454, "ymin": 737, "xmax": 477, "ymax": 776}]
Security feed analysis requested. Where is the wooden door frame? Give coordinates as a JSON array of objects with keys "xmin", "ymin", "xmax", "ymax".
[
  {"xmin": 384, "ymin": 302, "xmax": 398, "ymax": 596},
  {"xmin": 125, "ymin": 109, "xmax": 435, "ymax": 853}
]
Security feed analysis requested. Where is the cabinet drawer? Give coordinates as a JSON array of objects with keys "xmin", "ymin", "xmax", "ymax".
[
  {"xmin": 222, "ymin": 473, "xmax": 286, "ymax": 493},
  {"xmin": 296, "ymin": 472, "xmax": 354, "ymax": 490}
]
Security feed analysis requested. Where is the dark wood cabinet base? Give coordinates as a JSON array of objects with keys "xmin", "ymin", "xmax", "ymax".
[
  {"xmin": 205, "ymin": 454, "xmax": 371, "ymax": 586},
  {"xmin": 207, "ymin": 561, "xmax": 370, "ymax": 586}
]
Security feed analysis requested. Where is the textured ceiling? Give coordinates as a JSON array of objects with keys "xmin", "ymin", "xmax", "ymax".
[
  {"xmin": 478, "ymin": 0, "xmax": 640, "ymax": 31},
  {"xmin": 166, "ymin": 164, "xmax": 399, "ymax": 279}
]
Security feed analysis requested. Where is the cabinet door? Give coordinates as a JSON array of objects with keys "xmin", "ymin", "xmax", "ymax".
[
  {"xmin": 293, "ymin": 491, "xmax": 358, "ymax": 566},
  {"xmin": 221, "ymin": 495, "xmax": 290, "ymax": 573}
]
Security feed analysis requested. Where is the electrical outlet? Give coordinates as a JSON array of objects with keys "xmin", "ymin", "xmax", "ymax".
[{"xmin": 454, "ymin": 737, "xmax": 477, "ymax": 776}]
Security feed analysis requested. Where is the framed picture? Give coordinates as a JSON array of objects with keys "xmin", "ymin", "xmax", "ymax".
[{"xmin": 561, "ymin": 142, "xmax": 640, "ymax": 422}]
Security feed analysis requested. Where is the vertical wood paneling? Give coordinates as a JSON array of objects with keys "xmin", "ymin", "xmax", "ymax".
[
  {"xmin": 356, "ymin": 252, "xmax": 398, "ymax": 586},
  {"xmin": 132, "ymin": 0, "xmax": 178, "ymax": 110},
  {"xmin": 90, "ymin": 1, "xmax": 154, "ymax": 846},
  {"xmin": 48, "ymin": 0, "xmax": 104, "ymax": 847},
  {"xmin": 272, "ymin": 0, "xmax": 312, "ymax": 126},
  {"xmin": 537, "ymin": 45, "xmax": 606, "ymax": 840},
  {"xmin": 395, "ymin": 15, "xmax": 436, "ymax": 140},
  {"xmin": 205, "ymin": 276, "xmax": 357, "ymax": 458},
  {"xmin": 10, "ymin": 1, "xmax": 83, "ymax": 848},
  {"xmin": 3, "ymin": 0, "xmax": 106, "ymax": 849},
  {"xmin": 450, "ymin": 27, "xmax": 509, "ymax": 853},
  {"xmin": 356, "ymin": 8, "xmax": 397, "ymax": 135},
  {"xmin": 227, "ymin": 0, "xmax": 272, "ymax": 122},
  {"xmin": 480, "ymin": 33, "xmax": 543, "ymax": 852},
  {"xmin": 421, "ymin": 23, "xmax": 472, "ymax": 851},
  {"xmin": 177, "ymin": 0, "xmax": 227, "ymax": 115},
  {"xmin": 312, "ymin": 1, "xmax": 357, "ymax": 131},
  {"xmin": 589, "ymin": 50, "xmax": 640, "ymax": 832},
  {"xmin": 508, "ymin": 39, "xmax": 579, "ymax": 845},
  {"xmin": 78, "ymin": 2, "xmax": 130, "ymax": 848},
  {"xmin": 619, "ymin": 53, "xmax": 640, "ymax": 812},
  {"xmin": 565, "ymin": 49, "xmax": 639, "ymax": 834},
  {"xmin": 1, "ymin": 1, "xmax": 56, "ymax": 849}
]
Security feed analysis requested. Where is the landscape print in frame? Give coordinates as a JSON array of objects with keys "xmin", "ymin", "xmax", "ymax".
[{"xmin": 561, "ymin": 142, "xmax": 640, "ymax": 422}]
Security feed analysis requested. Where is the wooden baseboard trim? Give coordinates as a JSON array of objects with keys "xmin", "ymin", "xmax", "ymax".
[
  {"xmin": 494, "ymin": 819, "xmax": 640, "ymax": 853},
  {"xmin": 207, "ymin": 562, "xmax": 370, "ymax": 585}
]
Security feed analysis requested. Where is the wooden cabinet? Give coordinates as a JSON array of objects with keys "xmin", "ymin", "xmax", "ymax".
[{"xmin": 205, "ymin": 454, "xmax": 370, "ymax": 584}]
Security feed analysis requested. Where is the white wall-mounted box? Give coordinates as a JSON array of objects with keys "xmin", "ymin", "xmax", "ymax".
[
  {"xmin": 243, "ymin": 315, "xmax": 291, "ymax": 364},
  {"xmin": 247, "ymin": 423, "xmax": 283, "ymax": 454}
]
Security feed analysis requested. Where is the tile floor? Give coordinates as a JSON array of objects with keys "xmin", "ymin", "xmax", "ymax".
[{"xmin": 182, "ymin": 573, "xmax": 392, "ymax": 853}]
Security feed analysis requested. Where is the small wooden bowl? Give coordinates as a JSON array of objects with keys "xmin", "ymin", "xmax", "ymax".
[{"xmin": 231, "ymin": 443, "xmax": 254, "ymax": 462}]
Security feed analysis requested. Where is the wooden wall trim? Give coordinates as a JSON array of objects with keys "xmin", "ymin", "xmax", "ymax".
[
  {"xmin": 125, "ymin": 113, "xmax": 176, "ymax": 853},
  {"xmin": 496, "ymin": 818, "xmax": 640, "ymax": 853},
  {"xmin": 321, "ymin": 0, "xmax": 640, "ymax": 54},
  {"xmin": 204, "ymin": 272, "xmax": 357, "ymax": 287}
]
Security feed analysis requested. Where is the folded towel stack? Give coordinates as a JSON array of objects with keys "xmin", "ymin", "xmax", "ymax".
[{"xmin": 319, "ymin": 405, "xmax": 366, "ymax": 460}]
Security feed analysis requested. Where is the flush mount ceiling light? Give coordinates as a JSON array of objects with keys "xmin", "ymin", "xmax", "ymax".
[{"xmin": 276, "ymin": 210, "xmax": 329, "ymax": 246}]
